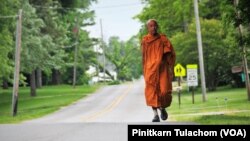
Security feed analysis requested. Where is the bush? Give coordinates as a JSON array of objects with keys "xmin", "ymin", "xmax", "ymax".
[{"xmin": 107, "ymin": 80, "xmax": 120, "ymax": 85}]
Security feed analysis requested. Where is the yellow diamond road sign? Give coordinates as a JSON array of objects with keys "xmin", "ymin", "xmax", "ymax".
[{"xmin": 174, "ymin": 63, "xmax": 186, "ymax": 77}]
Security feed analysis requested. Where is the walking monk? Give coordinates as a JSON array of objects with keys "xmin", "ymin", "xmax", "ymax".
[{"xmin": 141, "ymin": 19, "xmax": 176, "ymax": 122}]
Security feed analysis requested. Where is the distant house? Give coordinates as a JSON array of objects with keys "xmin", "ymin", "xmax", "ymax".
[
  {"xmin": 231, "ymin": 65, "xmax": 250, "ymax": 88},
  {"xmin": 86, "ymin": 45, "xmax": 117, "ymax": 84}
]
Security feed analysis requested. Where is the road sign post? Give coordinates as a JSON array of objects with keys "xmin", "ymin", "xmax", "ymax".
[
  {"xmin": 177, "ymin": 77, "xmax": 181, "ymax": 108},
  {"xmin": 187, "ymin": 64, "xmax": 198, "ymax": 104},
  {"xmin": 191, "ymin": 86, "xmax": 194, "ymax": 104},
  {"xmin": 174, "ymin": 63, "xmax": 186, "ymax": 108}
]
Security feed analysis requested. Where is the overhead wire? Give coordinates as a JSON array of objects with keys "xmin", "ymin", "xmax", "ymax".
[
  {"xmin": 31, "ymin": 2, "xmax": 142, "ymax": 10},
  {"xmin": 0, "ymin": 2, "xmax": 143, "ymax": 18}
]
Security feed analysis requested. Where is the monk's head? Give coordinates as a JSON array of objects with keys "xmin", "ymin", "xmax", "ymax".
[{"xmin": 146, "ymin": 19, "xmax": 158, "ymax": 36}]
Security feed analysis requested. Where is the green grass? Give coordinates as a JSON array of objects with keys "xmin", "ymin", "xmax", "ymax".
[
  {"xmin": 0, "ymin": 84, "xmax": 101, "ymax": 124},
  {"xmin": 168, "ymin": 85, "xmax": 250, "ymax": 124},
  {"xmin": 1, "ymin": 83, "xmax": 249, "ymax": 124}
]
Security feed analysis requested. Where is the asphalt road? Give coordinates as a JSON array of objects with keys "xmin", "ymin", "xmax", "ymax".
[
  {"xmin": 25, "ymin": 78, "xmax": 153, "ymax": 123},
  {"xmin": 0, "ymin": 78, "xmax": 195, "ymax": 141}
]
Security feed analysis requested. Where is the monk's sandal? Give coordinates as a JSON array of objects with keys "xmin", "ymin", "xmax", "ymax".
[
  {"xmin": 152, "ymin": 115, "xmax": 160, "ymax": 122},
  {"xmin": 160, "ymin": 109, "xmax": 168, "ymax": 120}
]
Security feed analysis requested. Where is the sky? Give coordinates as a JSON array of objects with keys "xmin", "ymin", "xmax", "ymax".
[{"xmin": 86, "ymin": 0, "xmax": 145, "ymax": 42}]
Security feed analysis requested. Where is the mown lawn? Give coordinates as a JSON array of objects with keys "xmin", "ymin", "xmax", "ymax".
[
  {"xmin": 0, "ymin": 85, "xmax": 101, "ymax": 124},
  {"xmin": 168, "ymin": 85, "xmax": 250, "ymax": 124}
]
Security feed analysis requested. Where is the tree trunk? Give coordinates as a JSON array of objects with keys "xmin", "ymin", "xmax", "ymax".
[
  {"xmin": 52, "ymin": 69, "xmax": 61, "ymax": 85},
  {"xmin": 36, "ymin": 68, "xmax": 42, "ymax": 88},
  {"xmin": 2, "ymin": 78, "xmax": 9, "ymax": 89},
  {"xmin": 207, "ymin": 73, "xmax": 218, "ymax": 91},
  {"xmin": 30, "ymin": 70, "xmax": 36, "ymax": 97}
]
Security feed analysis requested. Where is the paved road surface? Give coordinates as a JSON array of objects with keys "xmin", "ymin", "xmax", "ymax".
[
  {"xmin": 0, "ymin": 79, "xmax": 195, "ymax": 141},
  {"xmin": 25, "ymin": 78, "xmax": 153, "ymax": 123}
]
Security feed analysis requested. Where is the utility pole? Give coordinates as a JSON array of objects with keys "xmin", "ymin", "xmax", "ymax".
[
  {"xmin": 12, "ymin": 9, "xmax": 22, "ymax": 116},
  {"xmin": 181, "ymin": 0, "xmax": 188, "ymax": 32},
  {"xmin": 100, "ymin": 19, "xmax": 106, "ymax": 82},
  {"xmin": 234, "ymin": 0, "xmax": 250, "ymax": 101},
  {"xmin": 96, "ymin": 45, "xmax": 99, "ymax": 82},
  {"xmin": 73, "ymin": 39, "xmax": 78, "ymax": 88},
  {"xmin": 73, "ymin": 17, "xmax": 79, "ymax": 88},
  {"xmin": 193, "ymin": 0, "xmax": 207, "ymax": 102}
]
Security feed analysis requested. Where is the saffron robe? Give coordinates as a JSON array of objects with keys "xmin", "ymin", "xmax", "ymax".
[{"xmin": 141, "ymin": 33, "xmax": 176, "ymax": 108}]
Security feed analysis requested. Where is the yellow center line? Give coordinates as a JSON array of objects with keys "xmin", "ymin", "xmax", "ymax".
[{"xmin": 81, "ymin": 84, "xmax": 132, "ymax": 122}]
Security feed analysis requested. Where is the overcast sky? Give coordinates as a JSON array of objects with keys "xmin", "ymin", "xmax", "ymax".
[{"xmin": 86, "ymin": 0, "xmax": 144, "ymax": 41}]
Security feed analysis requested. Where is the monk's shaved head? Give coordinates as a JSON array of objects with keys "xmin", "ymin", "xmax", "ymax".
[
  {"xmin": 146, "ymin": 19, "xmax": 158, "ymax": 27},
  {"xmin": 146, "ymin": 19, "xmax": 158, "ymax": 36}
]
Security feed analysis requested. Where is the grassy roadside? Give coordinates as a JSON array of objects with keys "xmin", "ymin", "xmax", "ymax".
[
  {"xmin": 168, "ymin": 85, "xmax": 250, "ymax": 124},
  {"xmin": 0, "ymin": 84, "xmax": 101, "ymax": 124}
]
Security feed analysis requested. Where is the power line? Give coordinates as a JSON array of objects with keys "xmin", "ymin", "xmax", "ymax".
[
  {"xmin": 31, "ymin": 2, "xmax": 142, "ymax": 10},
  {"xmin": 0, "ymin": 2, "xmax": 143, "ymax": 18}
]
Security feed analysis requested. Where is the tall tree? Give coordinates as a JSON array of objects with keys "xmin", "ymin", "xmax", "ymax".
[
  {"xmin": 20, "ymin": 0, "xmax": 46, "ymax": 96},
  {"xmin": 199, "ymin": 0, "xmax": 222, "ymax": 19},
  {"xmin": 136, "ymin": 0, "xmax": 244, "ymax": 91},
  {"xmin": 57, "ymin": 0, "xmax": 96, "ymax": 85},
  {"xmin": 0, "ymin": 0, "xmax": 19, "ymax": 89},
  {"xmin": 105, "ymin": 36, "xmax": 142, "ymax": 81},
  {"xmin": 59, "ymin": 0, "xmax": 96, "ymax": 8},
  {"xmin": 171, "ymin": 19, "xmax": 241, "ymax": 91},
  {"xmin": 136, "ymin": 0, "xmax": 193, "ymax": 37},
  {"xmin": 30, "ymin": 0, "xmax": 69, "ymax": 86},
  {"xmin": 136, "ymin": 0, "xmax": 228, "ymax": 37},
  {"xmin": 29, "ymin": 0, "xmax": 96, "ymax": 85}
]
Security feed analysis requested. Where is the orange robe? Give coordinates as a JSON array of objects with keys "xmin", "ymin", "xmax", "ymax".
[{"xmin": 141, "ymin": 34, "xmax": 176, "ymax": 108}]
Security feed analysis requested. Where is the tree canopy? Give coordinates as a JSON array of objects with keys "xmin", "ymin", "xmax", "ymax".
[
  {"xmin": 1, "ymin": 0, "xmax": 250, "ymax": 94},
  {"xmin": 136, "ymin": 0, "xmax": 250, "ymax": 91}
]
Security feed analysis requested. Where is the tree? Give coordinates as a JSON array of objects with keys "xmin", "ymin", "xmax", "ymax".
[
  {"xmin": 28, "ymin": 0, "xmax": 96, "ymax": 86},
  {"xmin": 30, "ymin": 0, "xmax": 69, "ymax": 86},
  {"xmin": 0, "ymin": 28, "xmax": 13, "ymax": 89},
  {"xmin": 105, "ymin": 36, "xmax": 142, "ymax": 81},
  {"xmin": 237, "ymin": 0, "xmax": 250, "ymax": 25},
  {"xmin": 136, "ymin": 0, "xmax": 228, "ymax": 37},
  {"xmin": 136, "ymin": 0, "xmax": 193, "ymax": 37},
  {"xmin": 59, "ymin": 0, "xmax": 97, "ymax": 8},
  {"xmin": 171, "ymin": 19, "xmax": 241, "ymax": 91},
  {"xmin": 1, "ymin": 0, "xmax": 97, "ymax": 92},
  {"xmin": 57, "ymin": 0, "xmax": 96, "ymax": 85},
  {"xmin": 62, "ymin": 29, "xmax": 97, "ymax": 85},
  {"xmin": 0, "ymin": 0, "xmax": 19, "ymax": 89},
  {"xmin": 136, "ymin": 0, "xmax": 244, "ymax": 91},
  {"xmin": 199, "ymin": 0, "xmax": 222, "ymax": 19},
  {"xmin": 20, "ymin": 0, "xmax": 47, "ymax": 96}
]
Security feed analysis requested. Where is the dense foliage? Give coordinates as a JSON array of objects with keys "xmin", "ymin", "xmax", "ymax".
[{"xmin": 135, "ymin": 0, "xmax": 250, "ymax": 91}]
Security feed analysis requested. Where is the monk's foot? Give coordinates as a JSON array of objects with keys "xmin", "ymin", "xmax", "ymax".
[
  {"xmin": 152, "ymin": 115, "xmax": 160, "ymax": 122},
  {"xmin": 160, "ymin": 108, "xmax": 168, "ymax": 120}
]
